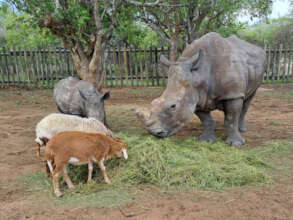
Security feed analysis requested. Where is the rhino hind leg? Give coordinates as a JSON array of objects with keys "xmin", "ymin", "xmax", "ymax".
[
  {"xmin": 195, "ymin": 111, "xmax": 217, "ymax": 143},
  {"xmin": 239, "ymin": 91, "xmax": 256, "ymax": 132},
  {"xmin": 224, "ymin": 98, "xmax": 245, "ymax": 146}
]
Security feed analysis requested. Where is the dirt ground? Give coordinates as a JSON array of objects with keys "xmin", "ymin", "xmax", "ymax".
[{"xmin": 1, "ymin": 84, "xmax": 293, "ymax": 220}]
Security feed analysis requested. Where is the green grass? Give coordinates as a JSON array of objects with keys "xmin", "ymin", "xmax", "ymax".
[
  {"xmin": 21, "ymin": 171, "xmax": 133, "ymax": 207},
  {"xmin": 21, "ymin": 137, "xmax": 293, "ymax": 207},
  {"xmin": 104, "ymin": 135, "xmax": 293, "ymax": 190}
]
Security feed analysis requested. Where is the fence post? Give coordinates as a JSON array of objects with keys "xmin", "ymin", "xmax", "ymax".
[
  {"xmin": 3, "ymin": 47, "xmax": 10, "ymax": 85},
  {"xmin": 145, "ymin": 47, "xmax": 149, "ymax": 86},
  {"xmin": 129, "ymin": 46, "xmax": 133, "ymax": 87},
  {"xmin": 266, "ymin": 44, "xmax": 271, "ymax": 81},
  {"xmin": 0, "ymin": 49, "xmax": 4, "ymax": 86},
  {"xmin": 112, "ymin": 47, "xmax": 118, "ymax": 86},
  {"xmin": 123, "ymin": 45, "xmax": 129, "ymax": 86},
  {"xmin": 290, "ymin": 46, "xmax": 293, "ymax": 81},
  {"xmin": 139, "ymin": 47, "xmax": 144, "ymax": 87},
  {"xmin": 134, "ymin": 46, "xmax": 138, "ymax": 87},
  {"xmin": 30, "ymin": 47, "xmax": 38, "ymax": 86},
  {"xmin": 150, "ymin": 44, "xmax": 154, "ymax": 86},
  {"xmin": 283, "ymin": 44, "xmax": 288, "ymax": 81},
  {"xmin": 23, "ymin": 47, "xmax": 30, "ymax": 86},
  {"xmin": 276, "ymin": 44, "xmax": 282, "ymax": 81},
  {"xmin": 155, "ymin": 47, "xmax": 159, "ymax": 86},
  {"xmin": 289, "ymin": 46, "xmax": 293, "ymax": 81},
  {"xmin": 117, "ymin": 46, "xmax": 122, "ymax": 87}
]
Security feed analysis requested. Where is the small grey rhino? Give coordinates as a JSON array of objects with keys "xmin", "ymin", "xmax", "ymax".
[{"xmin": 53, "ymin": 77, "xmax": 110, "ymax": 125}]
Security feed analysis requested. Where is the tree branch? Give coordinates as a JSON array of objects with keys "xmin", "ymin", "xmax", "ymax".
[
  {"xmin": 123, "ymin": 0, "xmax": 161, "ymax": 7},
  {"xmin": 202, "ymin": 9, "xmax": 224, "ymax": 35}
]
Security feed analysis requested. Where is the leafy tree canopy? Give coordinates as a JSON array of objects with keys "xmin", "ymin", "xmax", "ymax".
[
  {"xmin": 129, "ymin": 0, "xmax": 272, "ymax": 60},
  {"xmin": 0, "ymin": 3, "xmax": 60, "ymax": 47},
  {"xmin": 239, "ymin": 16, "xmax": 293, "ymax": 46}
]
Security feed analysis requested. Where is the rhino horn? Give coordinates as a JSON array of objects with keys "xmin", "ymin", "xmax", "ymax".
[
  {"xmin": 135, "ymin": 108, "xmax": 151, "ymax": 124},
  {"xmin": 160, "ymin": 55, "xmax": 176, "ymax": 67}
]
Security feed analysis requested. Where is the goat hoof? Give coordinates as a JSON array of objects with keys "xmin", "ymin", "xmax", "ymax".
[
  {"xmin": 55, "ymin": 191, "xmax": 63, "ymax": 197},
  {"xmin": 68, "ymin": 185, "xmax": 75, "ymax": 189}
]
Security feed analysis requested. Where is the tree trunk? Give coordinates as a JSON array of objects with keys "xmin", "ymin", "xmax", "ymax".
[
  {"xmin": 69, "ymin": 41, "xmax": 105, "ymax": 92},
  {"xmin": 169, "ymin": 37, "xmax": 179, "ymax": 62}
]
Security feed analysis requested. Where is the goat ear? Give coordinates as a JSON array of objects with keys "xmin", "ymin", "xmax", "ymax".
[
  {"xmin": 102, "ymin": 91, "xmax": 110, "ymax": 100},
  {"xmin": 78, "ymin": 89, "xmax": 87, "ymax": 100}
]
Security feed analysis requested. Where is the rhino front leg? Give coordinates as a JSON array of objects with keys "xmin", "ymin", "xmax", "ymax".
[
  {"xmin": 224, "ymin": 99, "xmax": 245, "ymax": 146},
  {"xmin": 195, "ymin": 111, "xmax": 217, "ymax": 142}
]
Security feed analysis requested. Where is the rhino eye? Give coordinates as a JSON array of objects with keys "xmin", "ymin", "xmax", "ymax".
[{"xmin": 170, "ymin": 104, "xmax": 176, "ymax": 110}]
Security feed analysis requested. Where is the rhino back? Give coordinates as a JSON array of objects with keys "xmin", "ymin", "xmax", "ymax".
[
  {"xmin": 180, "ymin": 32, "xmax": 266, "ymax": 102},
  {"xmin": 54, "ymin": 77, "xmax": 83, "ymax": 115}
]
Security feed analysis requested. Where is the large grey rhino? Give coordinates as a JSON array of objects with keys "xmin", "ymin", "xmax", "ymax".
[
  {"xmin": 136, "ymin": 32, "xmax": 266, "ymax": 146},
  {"xmin": 54, "ymin": 77, "xmax": 110, "ymax": 125}
]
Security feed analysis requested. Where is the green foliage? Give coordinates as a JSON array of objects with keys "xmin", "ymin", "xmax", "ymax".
[
  {"xmin": 239, "ymin": 16, "xmax": 293, "ymax": 46},
  {"xmin": 113, "ymin": 21, "xmax": 161, "ymax": 48},
  {"xmin": 0, "ymin": 3, "xmax": 60, "ymax": 47}
]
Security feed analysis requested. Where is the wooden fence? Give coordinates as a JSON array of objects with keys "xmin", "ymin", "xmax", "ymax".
[{"xmin": 0, "ymin": 45, "xmax": 292, "ymax": 88}]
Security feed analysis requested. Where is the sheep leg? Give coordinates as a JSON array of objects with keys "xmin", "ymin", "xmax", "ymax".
[
  {"xmin": 52, "ymin": 170, "xmax": 62, "ymax": 197},
  {"xmin": 35, "ymin": 142, "xmax": 41, "ymax": 158},
  {"xmin": 62, "ymin": 166, "xmax": 74, "ymax": 189},
  {"xmin": 87, "ymin": 162, "xmax": 93, "ymax": 182},
  {"xmin": 98, "ymin": 159, "xmax": 111, "ymax": 184}
]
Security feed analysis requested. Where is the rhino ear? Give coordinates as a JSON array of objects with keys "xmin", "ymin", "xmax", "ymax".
[
  {"xmin": 78, "ymin": 89, "xmax": 88, "ymax": 100},
  {"xmin": 102, "ymin": 91, "xmax": 110, "ymax": 100},
  {"xmin": 187, "ymin": 49, "xmax": 203, "ymax": 71}
]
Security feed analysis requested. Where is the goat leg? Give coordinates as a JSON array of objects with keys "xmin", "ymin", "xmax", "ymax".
[
  {"xmin": 52, "ymin": 170, "xmax": 62, "ymax": 197},
  {"xmin": 98, "ymin": 159, "xmax": 111, "ymax": 184},
  {"xmin": 62, "ymin": 166, "xmax": 74, "ymax": 189},
  {"xmin": 88, "ymin": 162, "xmax": 94, "ymax": 182}
]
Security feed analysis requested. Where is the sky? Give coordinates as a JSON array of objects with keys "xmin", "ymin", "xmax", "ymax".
[
  {"xmin": 270, "ymin": 0, "xmax": 290, "ymax": 18},
  {"xmin": 240, "ymin": 0, "xmax": 291, "ymax": 23}
]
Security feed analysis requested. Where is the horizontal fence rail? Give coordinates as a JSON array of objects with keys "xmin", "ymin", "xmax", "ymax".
[{"xmin": 0, "ymin": 45, "xmax": 292, "ymax": 88}]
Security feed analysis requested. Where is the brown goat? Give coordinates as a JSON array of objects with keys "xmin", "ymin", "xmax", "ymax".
[{"xmin": 45, "ymin": 131, "xmax": 128, "ymax": 197}]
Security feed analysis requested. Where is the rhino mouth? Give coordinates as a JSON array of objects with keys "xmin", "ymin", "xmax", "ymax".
[
  {"xmin": 147, "ymin": 127, "xmax": 181, "ymax": 138},
  {"xmin": 147, "ymin": 128, "xmax": 170, "ymax": 138}
]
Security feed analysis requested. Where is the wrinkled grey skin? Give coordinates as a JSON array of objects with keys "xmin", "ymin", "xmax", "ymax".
[
  {"xmin": 136, "ymin": 32, "xmax": 266, "ymax": 146},
  {"xmin": 54, "ymin": 77, "xmax": 110, "ymax": 125}
]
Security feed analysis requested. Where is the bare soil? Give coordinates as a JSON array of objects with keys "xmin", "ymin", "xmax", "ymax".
[{"xmin": 1, "ymin": 84, "xmax": 293, "ymax": 220}]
